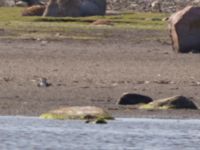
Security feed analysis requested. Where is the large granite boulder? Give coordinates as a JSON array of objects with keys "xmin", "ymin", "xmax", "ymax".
[
  {"xmin": 140, "ymin": 95, "xmax": 198, "ymax": 110},
  {"xmin": 43, "ymin": 0, "xmax": 107, "ymax": 17},
  {"xmin": 40, "ymin": 106, "xmax": 113, "ymax": 120},
  {"xmin": 117, "ymin": 93, "xmax": 153, "ymax": 105},
  {"xmin": 169, "ymin": 6, "xmax": 200, "ymax": 53}
]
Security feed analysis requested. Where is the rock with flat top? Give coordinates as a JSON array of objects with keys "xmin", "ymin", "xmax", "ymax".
[{"xmin": 40, "ymin": 106, "xmax": 113, "ymax": 120}]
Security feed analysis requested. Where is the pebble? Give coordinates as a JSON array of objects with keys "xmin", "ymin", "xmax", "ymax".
[{"xmin": 37, "ymin": 77, "xmax": 51, "ymax": 87}]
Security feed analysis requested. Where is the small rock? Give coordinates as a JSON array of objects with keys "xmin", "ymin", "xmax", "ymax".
[
  {"xmin": 191, "ymin": 81, "xmax": 200, "ymax": 86},
  {"xmin": 117, "ymin": 93, "xmax": 153, "ymax": 105},
  {"xmin": 153, "ymin": 80, "xmax": 173, "ymax": 84},
  {"xmin": 93, "ymin": 118, "xmax": 107, "ymax": 124},
  {"xmin": 37, "ymin": 77, "xmax": 51, "ymax": 87},
  {"xmin": 55, "ymin": 33, "xmax": 61, "ymax": 37},
  {"xmin": 91, "ymin": 19, "xmax": 114, "ymax": 26},
  {"xmin": 2, "ymin": 77, "xmax": 13, "ymax": 82},
  {"xmin": 162, "ymin": 17, "xmax": 169, "ymax": 21},
  {"xmin": 85, "ymin": 117, "xmax": 107, "ymax": 124},
  {"xmin": 16, "ymin": 1, "xmax": 28, "ymax": 7},
  {"xmin": 151, "ymin": 0, "xmax": 162, "ymax": 12},
  {"xmin": 136, "ymin": 80, "xmax": 150, "ymax": 84},
  {"xmin": 40, "ymin": 40, "xmax": 48, "ymax": 46},
  {"xmin": 106, "ymin": 10, "xmax": 121, "ymax": 15}
]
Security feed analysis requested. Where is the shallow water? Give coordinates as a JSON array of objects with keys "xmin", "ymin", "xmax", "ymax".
[{"xmin": 0, "ymin": 116, "xmax": 200, "ymax": 150}]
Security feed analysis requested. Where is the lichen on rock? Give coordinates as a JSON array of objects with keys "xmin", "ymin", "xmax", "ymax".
[
  {"xmin": 139, "ymin": 96, "xmax": 198, "ymax": 110},
  {"xmin": 40, "ymin": 106, "xmax": 114, "ymax": 120}
]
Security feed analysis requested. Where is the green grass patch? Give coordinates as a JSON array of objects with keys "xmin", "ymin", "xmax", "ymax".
[{"xmin": 0, "ymin": 7, "xmax": 169, "ymax": 40}]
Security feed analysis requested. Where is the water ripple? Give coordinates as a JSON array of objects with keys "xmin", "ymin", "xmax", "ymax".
[{"xmin": 0, "ymin": 117, "xmax": 200, "ymax": 150}]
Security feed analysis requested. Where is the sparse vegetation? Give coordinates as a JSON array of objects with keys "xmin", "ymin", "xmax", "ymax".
[{"xmin": 0, "ymin": 7, "xmax": 169, "ymax": 40}]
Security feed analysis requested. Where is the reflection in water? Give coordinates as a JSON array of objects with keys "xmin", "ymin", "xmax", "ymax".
[{"xmin": 0, "ymin": 117, "xmax": 200, "ymax": 150}]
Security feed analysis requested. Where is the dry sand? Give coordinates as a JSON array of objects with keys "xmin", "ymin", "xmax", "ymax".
[{"xmin": 0, "ymin": 29, "xmax": 200, "ymax": 119}]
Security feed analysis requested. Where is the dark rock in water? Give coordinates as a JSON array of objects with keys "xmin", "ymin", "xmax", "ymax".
[
  {"xmin": 93, "ymin": 118, "xmax": 107, "ymax": 124},
  {"xmin": 140, "ymin": 95, "xmax": 198, "ymax": 110},
  {"xmin": 85, "ymin": 117, "xmax": 107, "ymax": 124},
  {"xmin": 169, "ymin": 6, "xmax": 200, "ymax": 53},
  {"xmin": 117, "ymin": 93, "xmax": 153, "ymax": 105}
]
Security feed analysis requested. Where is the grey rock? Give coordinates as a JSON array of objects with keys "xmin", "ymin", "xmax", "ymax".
[
  {"xmin": 37, "ymin": 77, "xmax": 51, "ymax": 87},
  {"xmin": 43, "ymin": 0, "xmax": 106, "ymax": 17},
  {"xmin": 106, "ymin": 0, "xmax": 200, "ymax": 13}
]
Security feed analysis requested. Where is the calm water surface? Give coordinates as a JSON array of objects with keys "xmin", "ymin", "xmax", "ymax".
[{"xmin": 0, "ymin": 116, "xmax": 200, "ymax": 150}]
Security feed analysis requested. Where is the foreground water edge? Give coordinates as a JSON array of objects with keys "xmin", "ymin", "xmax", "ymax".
[{"xmin": 0, "ymin": 116, "xmax": 199, "ymax": 150}]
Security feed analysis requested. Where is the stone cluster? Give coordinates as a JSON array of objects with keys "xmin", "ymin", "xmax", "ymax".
[
  {"xmin": 107, "ymin": 0, "xmax": 200, "ymax": 13},
  {"xmin": 2, "ymin": 0, "xmax": 200, "ymax": 13}
]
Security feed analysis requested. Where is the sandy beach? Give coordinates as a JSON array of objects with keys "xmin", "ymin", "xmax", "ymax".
[{"xmin": 0, "ymin": 28, "xmax": 200, "ymax": 119}]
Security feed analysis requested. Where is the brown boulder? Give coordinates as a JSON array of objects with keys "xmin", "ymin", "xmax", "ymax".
[
  {"xmin": 169, "ymin": 6, "xmax": 200, "ymax": 53},
  {"xmin": 22, "ymin": 5, "xmax": 45, "ymax": 16}
]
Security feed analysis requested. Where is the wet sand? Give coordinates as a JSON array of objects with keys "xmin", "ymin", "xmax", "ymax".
[{"xmin": 0, "ymin": 29, "xmax": 200, "ymax": 119}]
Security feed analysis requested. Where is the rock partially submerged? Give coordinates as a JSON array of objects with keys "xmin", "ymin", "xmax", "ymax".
[
  {"xmin": 117, "ymin": 93, "xmax": 153, "ymax": 105},
  {"xmin": 140, "ymin": 96, "xmax": 198, "ymax": 110},
  {"xmin": 169, "ymin": 6, "xmax": 200, "ymax": 53},
  {"xmin": 85, "ymin": 117, "xmax": 107, "ymax": 124},
  {"xmin": 40, "ymin": 106, "xmax": 113, "ymax": 120}
]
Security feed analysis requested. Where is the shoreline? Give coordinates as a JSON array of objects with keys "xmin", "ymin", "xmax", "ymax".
[{"xmin": 0, "ymin": 28, "xmax": 200, "ymax": 119}]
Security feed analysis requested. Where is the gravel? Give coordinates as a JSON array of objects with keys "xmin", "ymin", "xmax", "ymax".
[{"xmin": 3, "ymin": 0, "xmax": 200, "ymax": 13}]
